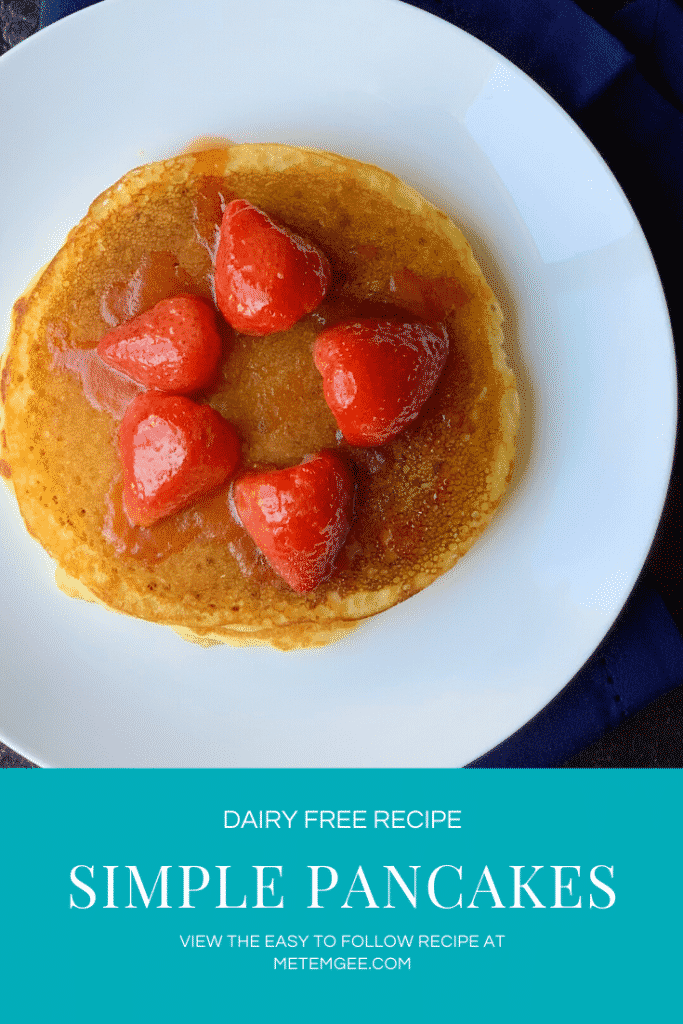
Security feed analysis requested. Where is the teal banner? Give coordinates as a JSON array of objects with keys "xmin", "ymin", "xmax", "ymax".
[{"xmin": 2, "ymin": 769, "xmax": 680, "ymax": 1021}]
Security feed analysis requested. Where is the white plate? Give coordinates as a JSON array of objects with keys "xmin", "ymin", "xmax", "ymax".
[{"xmin": 0, "ymin": 0, "xmax": 675, "ymax": 767}]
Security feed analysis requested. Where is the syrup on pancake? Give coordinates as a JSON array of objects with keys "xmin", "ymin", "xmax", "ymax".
[{"xmin": 1, "ymin": 145, "xmax": 518, "ymax": 649}]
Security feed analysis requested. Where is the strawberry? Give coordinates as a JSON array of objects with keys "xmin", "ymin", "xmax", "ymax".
[
  {"xmin": 119, "ymin": 393, "xmax": 240, "ymax": 527},
  {"xmin": 214, "ymin": 199, "xmax": 331, "ymax": 335},
  {"xmin": 232, "ymin": 451, "xmax": 354, "ymax": 593},
  {"xmin": 97, "ymin": 294, "xmax": 222, "ymax": 394},
  {"xmin": 313, "ymin": 318, "xmax": 449, "ymax": 446}
]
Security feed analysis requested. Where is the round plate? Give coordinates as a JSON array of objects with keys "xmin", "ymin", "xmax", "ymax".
[{"xmin": 0, "ymin": 0, "xmax": 675, "ymax": 767}]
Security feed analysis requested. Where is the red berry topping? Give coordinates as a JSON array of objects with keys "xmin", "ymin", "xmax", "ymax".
[
  {"xmin": 214, "ymin": 199, "xmax": 331, "ymax": 335},
  {"xmin": 97, "ymin": 294, "xmax": 222, "ymax": 394},
  {"xmin": 313, "ymin": 318, "xmax": 449, "ymax": 446},
  {"xmin": 119, "ymin": 393, "xmax": 240, "ymax": 527},
  {"xmin": 232, "ymin": 451, "xmax": 354, "ymax": 593}
]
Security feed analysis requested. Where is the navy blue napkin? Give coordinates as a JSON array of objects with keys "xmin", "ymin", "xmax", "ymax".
[
  {"xmin": 37, "ymin": 0, "xmax": 683, "ymax": 766},
  {"xmin": 403, "ymin": 0, "xmax": 683, "ymax": 764},
  {"xmin": 39, "ymin": 0, "xmax": 100, "ymax": 27},
  {"xmin": 470, "ymin": 581, "xmax": 683, "ymax": 765}
]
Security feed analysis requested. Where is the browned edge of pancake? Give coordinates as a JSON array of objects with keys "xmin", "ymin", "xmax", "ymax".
[{"xmin": 2, "ymin": 144, "xmax": 519, "ymax": 650}]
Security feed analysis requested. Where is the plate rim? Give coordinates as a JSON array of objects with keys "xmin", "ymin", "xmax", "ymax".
[{"xmin": 0, "ymin": 0, "xmax": 677, "ymax": 767}]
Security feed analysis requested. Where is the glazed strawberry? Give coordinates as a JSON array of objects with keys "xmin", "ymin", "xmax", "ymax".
[
  {"xmin": 214, "ymin": 199, "xmax": 331, "ymax": 335},
  {"xmin": 119, "ymin": 393, "xmax": 240, "ymax": 527},
  {"xmin": 313, "ymin": 318, "xmax": 449, "ymax": 446},
  {"xmin": 232, "ymin": 451, "xmax": 354, "ymax": 593},
  {"xmin": 97, "ymin": 294, "xmax": 222, "ymax": 393}
]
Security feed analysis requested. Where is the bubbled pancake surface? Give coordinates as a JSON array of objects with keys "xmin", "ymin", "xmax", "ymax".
[{"xmin": 2, "ymin": 144, "xmax": 518, "ymax": 650}]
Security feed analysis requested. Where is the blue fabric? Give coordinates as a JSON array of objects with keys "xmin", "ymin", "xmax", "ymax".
[
  {"xmin": 613, "ymin": 0, "xmax": 683, "ymax": 107},
  {"xmin": 37, "ymin": 0, "xmax": 683, "ymax": 766},
  {"xmin": 408, "ymin": 0, "xmax": 635, "ymax": 109},
  {"xmin": 403, "ymin": 0, "xmax": 683, "ymax": 765},
  {"xmin": 400, "ymin": 2, "xmax": 683, "ymax": 346},
  {"xmin": 39, "ymin": 0, "xmax": 101, "ymax": 29},
  {"xmin": 469, "ymin": 583, "xmax": 683, "ymax": 766}
]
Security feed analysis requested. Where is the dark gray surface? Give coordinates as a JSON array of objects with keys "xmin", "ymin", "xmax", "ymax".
[
  {"xmin": 0, "ymin": 0, "xmax": 38, "ymax": 53},
  {"xmin": 1, "ymin": 0, "xmax": 681, "ymax": 769}
]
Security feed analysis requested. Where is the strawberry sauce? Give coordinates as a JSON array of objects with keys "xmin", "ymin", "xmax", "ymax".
[
  {"xmin": 42, "ymin": 173, "xmax": 468, "ymax": 579},
  {"xmin": 49, "ymin": 346, "xmax": 145, "ymax": 420},
  {"xmin": 192, "ymin": 176, "xmax": 235, "ymax": 259},
  {"xmin": 100, "ymin": 251, "xmax": 200, "ymax": 328},
  {"xmin": 102, "ymin": 476, "xmax": 278, "ymax": 585}
]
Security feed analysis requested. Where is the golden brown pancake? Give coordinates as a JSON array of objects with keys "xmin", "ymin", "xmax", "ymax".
[{"xmin": 1, "ymin": 144, "xmax": 518, "ymax": 650}]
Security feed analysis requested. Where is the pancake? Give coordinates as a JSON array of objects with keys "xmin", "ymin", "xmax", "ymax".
[{"xmin": 1, "ymin": 144, "xmax": 518, "ymax": 650}]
